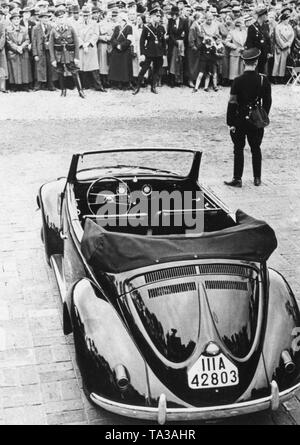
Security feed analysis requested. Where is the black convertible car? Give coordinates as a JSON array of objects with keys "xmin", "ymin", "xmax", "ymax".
[{"xmin": 37, "ymin": 148, "xmax": 300, "ymax": 424}]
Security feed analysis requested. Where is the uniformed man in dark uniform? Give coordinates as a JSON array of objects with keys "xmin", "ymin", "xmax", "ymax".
[
  {"xmin": 133, "ymin": 7, "xmax": 166, "ymax": 95},
  {"xmin": 224, "ymin": 48, "xmax": 272, "ymax": 188},
  {"xmin": 245, "ymin": 6, "xmax": 271, "ymax": 74},
  {"xmin": 49, "ymin": 5, "xmax": 84, "ymax": 98}
]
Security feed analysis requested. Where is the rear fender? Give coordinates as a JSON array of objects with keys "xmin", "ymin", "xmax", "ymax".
[
  {"xmin": 262, "ymin": 269, "xmax": 300, "ymax": 389},
  {"xmin": 38, "ymin": 178, "xmax": 66, "ymax": 262},
  {"xmin": 72, "ymin": 279, "xmax": 149, "ymax": 403}
]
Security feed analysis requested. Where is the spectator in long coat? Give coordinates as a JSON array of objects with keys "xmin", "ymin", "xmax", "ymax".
[
  {"xmin": 225, "ymin": 18, "xmax": 247, "ymax": 80},
  {"xmin": 77, "ymin": 5, "xmax": 106, "ymax": 91},
  {"xmin": 0, "ymin": 10, "xmax": 8, "ymax": 92},
  {"xmin": 108, "ymin": 13, "xmax": 133, "ymax": 88},
  {"xmin": 97, "ymin": 10, "xmax": 114, "ymax": 86},
  {"xmin": 128, "ymin": 9, "xmax": 141, "ymax": 80},
  {"xmin": 167, "ymin": 5, "xmax": 189, "ymax": 86},
  {"xmin": 6, "ymin": 10, "xmax": 32, "ymax": 91},
  {"xmin": 32, "ymin": 10, "xmax": 57, "ymax": 91},
  {"xmin": 188, "ymin": 12, "xmax": 204, "ymax": 85},
  {"xmin": 272, "ymin": 12, "xmax": 295, "ymax": 81},
  {"xmin": 218, "ymin": 14, "xmax": 232, "ymax": 85}
]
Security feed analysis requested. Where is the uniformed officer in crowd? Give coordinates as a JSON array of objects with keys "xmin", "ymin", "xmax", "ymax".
[
  {"xmin": 49, "ymin": 4, "xmax": 84, "ymax": 97},
  {"xmin": 224, "ymin": 48, "xmax": 272, "ymax": 188},
  {"xmin": 133, "ymin": 6, "xmax": 166, "ymax": 95},
  {"xmin": 245, "ymin": 6, "xmax": 271, "ymax": 74}
]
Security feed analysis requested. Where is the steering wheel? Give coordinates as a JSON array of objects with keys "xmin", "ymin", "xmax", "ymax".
[{"xmin": 86, "ymin": 176, "xmax": 132, "ymax": 215}]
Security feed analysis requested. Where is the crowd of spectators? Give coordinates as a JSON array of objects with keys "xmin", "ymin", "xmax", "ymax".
[{"xmin": 0, "ymin": 0, "xmax": 299, "ymax": 94}]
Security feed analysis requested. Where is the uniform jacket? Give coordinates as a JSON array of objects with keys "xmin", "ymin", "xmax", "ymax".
[
  {"xmin": 140, "ymin": 23, "xmax": 166, "ymax": 58},
  {"xmin": 77, "ymin": 19, "xmax": 99, "ymax": 71},
  {"xmin": 226, "ymin": 71, "xmax": 272, "ymax": 126},
  {"xmin": 245, "ymin": 21, "xmax": 271, "ymax": 57},
  {"xmin": 49, "ymin": 23, "xmax": 79, "ymax": 64}
]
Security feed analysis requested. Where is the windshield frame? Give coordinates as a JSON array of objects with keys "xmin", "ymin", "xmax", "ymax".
[{"xmin": 67, "ymin": 148, "xmax": 200, "ymax": 183}]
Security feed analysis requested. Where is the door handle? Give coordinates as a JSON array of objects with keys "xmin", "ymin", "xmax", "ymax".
[{"xmin": 60, "ymin": 230, "xmax": 68, "ymax": 240}]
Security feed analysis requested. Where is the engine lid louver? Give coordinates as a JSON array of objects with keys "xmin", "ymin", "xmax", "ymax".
[
  {"xmin": 148, "ymin": 282, "xmax": 197, "ymax": 299},
  {"xmin": 143, "ymin": 264, "xmax": 250, "ymax": 285},
  {"xmin": 205, "ymin": 280, "xmax": 248, "ymax": 291},
  {"xmin": 144, "ymin": 265, "xmax": 197, "ymax": 284}
]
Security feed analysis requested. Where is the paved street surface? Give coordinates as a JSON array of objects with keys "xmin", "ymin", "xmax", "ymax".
[{"xmin": 0, "ymin": 84, "xmax": 299, "ymax": 425}]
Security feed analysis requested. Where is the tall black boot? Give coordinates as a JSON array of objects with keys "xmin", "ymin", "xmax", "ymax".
[
  {"xmin": 151, "ymin": 80, "xmax": 158, "ymax": 94},
  {"xmin": 73, "ymin": 72, "xmax": 85, "ymax": 98},
  {"xmin": 92, "ymin": 70, "xmax": 107, "ymax": 92},
  {"xmin": 132, "ymin": 76, "xmax": 141, "ymax": 95},
  {"xmin": 58, "ymin": 73, "xmax": 66, "ymax": 97}
]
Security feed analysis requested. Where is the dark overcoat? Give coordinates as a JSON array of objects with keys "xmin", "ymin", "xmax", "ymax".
[
  {"xmin": 108, "ymin": 24, "xmax": 133, "ymax": 83},
  {"xmin": 32, "ymin": 22, "xmax": 57, "ymax": 82},
  {"xmin": 167, "ymin": 17, "xmax": 189, "ymax": 65},
  {"xmin": 6, "ymin": 25, "xmax": 32, "ymax": 84},
  {"xmin": 188, "ymin": 21, "xmax": 203, "ymax": 81}
]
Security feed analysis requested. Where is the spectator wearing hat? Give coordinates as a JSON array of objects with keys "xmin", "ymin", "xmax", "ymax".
[
  {"xmin": 0, "ymin": 10, "xmax": 8, "ymax": 92},
  {"xmin": 127, "ymin": 9, "xmax": 141, "ymax": 81},
  {"xmin": 133, "ymin": 7, "xmax": 166, "ymax": 94},
  {"xmin": 108, "ymin": 12, "xmax": 134, "ymax": 89},
  {"xmin": 225, "ymin": 17, "xmax": 247, "ymax": 80},
  {"xmin": 49, "ymin": 5, "xmax": 84, "ymax": 97},
  {"xmin": 20, "ymin": 6, "xmax": 36, "ymax": 43},
  {"xmin": 272, "ymin": 10, "xmax": 294, "ymax": 82},
  {"xmin": 218, "ymin": 11, "xmax": 232, "ymax": 85},
  {"xmin": 167, "ymin": 5, "xmax": 189, "ymax": 86},
  {"xmin": 231, "ymin": 5, "xmax": 242, "ymax": 19},
  {"xmin": 127, "ymin": 0, "xmax": 137, "ymax": 11},
  {"xmin": 97, "ymin": 9, "xmax": 114, "ymax": 86},
  {"xmin": 6, "ymin": 9, "xmax": 32, "ymax": 91},
  {"xmin": 188, "ymin": 11, "xmax": 204, "ymax": 87},
  {"xmin": 67, "ymin": 5, "xmax": 80, "ymax": 30},
  {"xmin": 136, "ymin": 0, "xmax": 146, "ymax": 14},
  {"xmin": 225, "ymin": 47, "xmax": 272, "ymax": 188},
  {"xmin": 32, "ymin": 10, "xmax": 57, "ymax": 91},
  {"xmin": 0, "ymin": 1, "xmax": 10, "ymax": 25},
  {"xmin": 77, "ymin": 5, "xmax": 107, "ymax": 91},
  {"xmin": 91, "ymin": 5, "xmax": 101, "ymax": 21},
  {"xmin": 245, "ymin": 6, "xmax": 272, "ymax": 73}
]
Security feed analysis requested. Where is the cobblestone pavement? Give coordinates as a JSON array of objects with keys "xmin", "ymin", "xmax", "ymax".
[{"xmin": 0, "ymin": 85, "xmax": 299, "ymax": 425}]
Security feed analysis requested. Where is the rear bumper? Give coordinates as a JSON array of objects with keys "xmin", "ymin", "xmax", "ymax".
[{"xmin": 90, "ymin": 382, "xmax": 300, "ymax": 424}]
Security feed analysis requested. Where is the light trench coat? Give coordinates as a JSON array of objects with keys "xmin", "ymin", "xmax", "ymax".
[
  {"xmin": 225, "ymin": 27, "xmax": 247, "ymax": 80},
  {"xmin": 77, "ymin": 18, "xmax": 99, "ymax": 72},
  {"xmin": 98, "ymin": 19, "xmax": 114, "ymax": 75},
  {"xmin": 272, "ymin": 22, "xmax": 295, "ymax": 77}
]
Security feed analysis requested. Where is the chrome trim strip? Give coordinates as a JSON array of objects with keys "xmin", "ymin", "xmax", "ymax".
[
  {"xmin": 50, "ymin": 255, "xmax": 66, "ymax": 303},
  {"xmin": 90, "ymin": 382, "xmax": 300, "ymax": 422}
]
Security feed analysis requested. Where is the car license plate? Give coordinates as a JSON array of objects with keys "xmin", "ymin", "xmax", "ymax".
[{"xmin": 188, "ymin": 353, "xmax": 239, "ymax": 389}]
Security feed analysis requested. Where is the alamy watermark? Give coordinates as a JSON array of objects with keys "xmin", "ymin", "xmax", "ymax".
[{"xmin": 92, "ymin": 190, "xmax": 205, "ymax": 233}]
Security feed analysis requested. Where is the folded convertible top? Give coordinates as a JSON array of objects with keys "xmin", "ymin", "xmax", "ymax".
[{"xmin": 81, "ymin": 210, "xmax": 277, "ymax": 274}]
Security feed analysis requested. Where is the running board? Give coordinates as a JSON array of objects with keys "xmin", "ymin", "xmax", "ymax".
[{"xmin": 50, "ymin": 254, "xmax": 66, "ymax": 303}]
